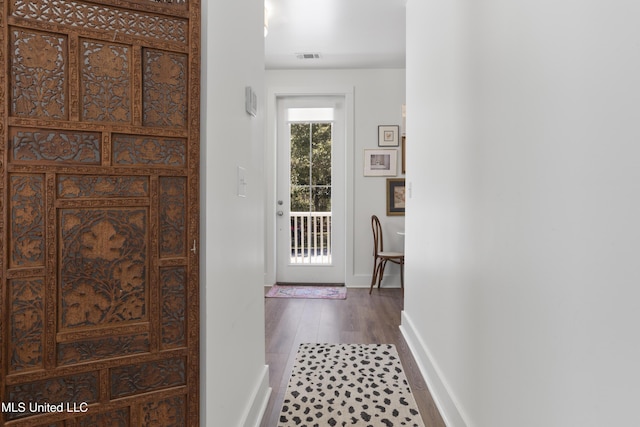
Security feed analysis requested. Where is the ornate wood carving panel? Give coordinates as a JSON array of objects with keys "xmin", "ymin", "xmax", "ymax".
[
  {"xmin": 141, "ymin": 395, "xmax": 186, "ymax": 427},
  {"xmin": 1, "ymin": 0, "xmax": 200, "ymax": 425},
  {"xmin": 81, "ymin": 40, "xmax": 132, "ymax": 123},
  {"xmin": 8, "ymin": 278, "xmax": 45, "ymax": 373},
  {"xmin": 113, "ymin": 134, "xmax": 186, "ymax": 166},
  {"xmin": 160, "ymin": 267, "xmax": 186, "ymax": 349},
  {"xmin": 142, "ymin": 49, "xmax": 188, "ymax": 128},
  {"xmin": 59, "ymin": 208, "xmax": 148, "ymax": 329},
  {"xmin": 10, "ymin": 128, "xmax": 102, "ymax": 164},
  {"xmin": 10, "ymin": 0, "xmax": 189, "ymax": 44},
  {"xmin": 9, "ymin": 174, "xmax": 45, "ymax": 267},
  {"xmin": 5, "ymin": 372, "xmax": 100, "ymax": 421},
  {"xmin": 9, "ymin": 28, "xmax": 67, "ymax": 119},
  {"xmin": 76, "ymin": 407, "xmax": 130, "ymax": 427}
]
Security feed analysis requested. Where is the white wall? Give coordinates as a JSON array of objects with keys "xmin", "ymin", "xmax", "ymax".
[
  {"xmin": 201, "ymin": 1, "xmax": 270, "ymax": 426},
  {"xmin": 265, "ymin": 69, "xmax": 406, "ymax": 287},
  {"xmin": 402, "ymin": 1, "xmax": 640, "ymax": 426}
]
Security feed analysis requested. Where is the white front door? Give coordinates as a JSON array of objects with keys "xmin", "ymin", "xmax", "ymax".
[{"xmin": 276, "ymin": 96, "xmax": 346, "ymax": 283}]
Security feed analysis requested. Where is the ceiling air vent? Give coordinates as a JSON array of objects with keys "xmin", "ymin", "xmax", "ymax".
[{"xmin": 295, "ymin": 52, "xmax": 322, "ymax": 60}]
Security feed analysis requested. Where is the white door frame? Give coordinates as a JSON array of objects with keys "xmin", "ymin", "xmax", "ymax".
[
  {"xmin": 264, "ymin": 87, "xmax": 355, "ymax": 286},
  {"xmin": 275, "ymin": 96, "xmax": 344, "ymax": 283}
]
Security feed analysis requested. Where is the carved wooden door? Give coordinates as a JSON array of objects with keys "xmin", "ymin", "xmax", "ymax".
[{"xmin": 0, "ymin": 0, "xmax": 200, "ymax": 425}]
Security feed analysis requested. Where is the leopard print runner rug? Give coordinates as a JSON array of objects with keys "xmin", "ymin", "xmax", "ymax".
[{"xmin": 278, "ymin": 343, "xmax": 425, "ymax": 427}]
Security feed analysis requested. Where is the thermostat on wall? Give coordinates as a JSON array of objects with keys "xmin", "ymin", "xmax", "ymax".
[{"xmin": 245, "ymin": 86, "xmax": 257, "ymax": 117}]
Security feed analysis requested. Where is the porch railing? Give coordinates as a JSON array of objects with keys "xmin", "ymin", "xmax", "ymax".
[{"xmin": 290, "ymin": 212, "xmax": 332, "ymax": 264}]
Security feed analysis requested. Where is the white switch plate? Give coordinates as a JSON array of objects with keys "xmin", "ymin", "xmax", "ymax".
[{"xmin": 237, "ymin": 166, "xmax": 247, "ymax": 197}]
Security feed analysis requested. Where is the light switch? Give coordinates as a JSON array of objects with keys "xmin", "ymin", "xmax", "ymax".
[{"xmin": 237, "ymin": 166, "xmax": 247, "ymax": 197}]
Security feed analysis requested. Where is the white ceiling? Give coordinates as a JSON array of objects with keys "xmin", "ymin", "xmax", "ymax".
[{"xmin": 264, "ymin": 0, "xmax": 407, "ymax": 70}]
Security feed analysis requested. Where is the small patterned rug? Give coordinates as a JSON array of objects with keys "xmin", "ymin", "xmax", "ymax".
[
  {"xmin": 278, "ymin": 343, "xmax": 425, "ymax": 427},
  {"xmin": 265, "ymin": 284, "xmax": 347, "ymax": 300}
]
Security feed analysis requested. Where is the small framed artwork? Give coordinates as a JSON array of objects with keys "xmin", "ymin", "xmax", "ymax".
[
  {"xmin": 378, "ymin": 125, "xmax": 400, "ymax": 147},
  {"xmin": 401, "ymin": 135, "xmax": 406, "ymax": 174},
  {"xmin": 364, "ymin": 149, "xmax": 397, "ymax": 176},
  {"xmin": 387, "ymin": 178, "xmax": 406, "ymax": 216}
]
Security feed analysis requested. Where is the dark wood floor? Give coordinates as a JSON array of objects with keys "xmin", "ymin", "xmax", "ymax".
[{"xmin": 260, "ymin": 287, "xmax": 446, "ymax": 427}]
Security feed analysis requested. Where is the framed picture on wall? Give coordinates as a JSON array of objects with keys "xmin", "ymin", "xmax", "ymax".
[
  {"xmin": 378, "ymin": 125, "xmax": 400, "ymax": 147},
  {"xmin": 401, "ymin": 135, "xmax": 406, "ymax": 174},
  {"xmin": 364, "ymin": 149, "xmax": 397, "ymax": 176},
  {"xmin": 386, "ymin": 178, "xmax": 406, "ymax": 216}
]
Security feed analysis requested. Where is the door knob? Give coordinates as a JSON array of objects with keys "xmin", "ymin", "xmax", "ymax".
[{"xmin": 277, "ymin": 211, "xmax": 284, "ymax": 216}]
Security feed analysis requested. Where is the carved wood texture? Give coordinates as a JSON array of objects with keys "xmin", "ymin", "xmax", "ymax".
[{"xmin": 1, "ymin": 0, "xmax": 200, "ymax": 425}]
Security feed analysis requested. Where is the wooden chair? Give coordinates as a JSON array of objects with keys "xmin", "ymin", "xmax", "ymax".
[{"xmin": 369, "ymin": 215, "xmax": 404, "ymax": 294}]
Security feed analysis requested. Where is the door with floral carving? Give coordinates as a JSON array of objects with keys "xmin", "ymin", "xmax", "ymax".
[{"xmin": 0, "ymin": 0, "xmax": 200, "ymax": 425}]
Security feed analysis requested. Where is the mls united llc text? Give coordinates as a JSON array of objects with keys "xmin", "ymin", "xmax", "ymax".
[{"xmin": 1, "ymin": 401, "xmax": 89, "ymax": 414}]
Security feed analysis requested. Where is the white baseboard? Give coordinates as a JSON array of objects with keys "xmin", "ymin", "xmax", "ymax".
[
  {"xmin": 241, "ymin": 365, "xmax": 272, "ymax": 427},
  {"xmin": 349, "ymin": 273, "xmax": 402, "ymax": 288},
  {"xmin": 400, "ymin": 311, "xmax": 469, "ymax": 427}
]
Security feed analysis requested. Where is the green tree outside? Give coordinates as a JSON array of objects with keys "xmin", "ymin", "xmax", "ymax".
[
  {"xmin": 289, "ymin": 122, "xmax": 332, "ymax": 258},
  {"xmin": 290, "ymin": 122, "xmax": 332, "ymax": 212}
]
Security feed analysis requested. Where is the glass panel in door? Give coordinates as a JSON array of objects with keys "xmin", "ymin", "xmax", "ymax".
[{"xmin": 290, "ymin": 121, "xmax": 332, "ymax": 264}]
